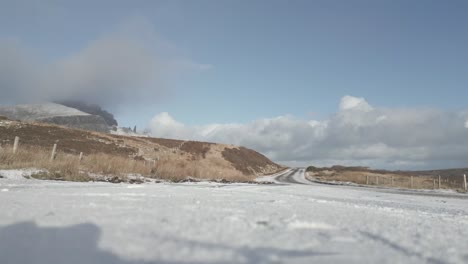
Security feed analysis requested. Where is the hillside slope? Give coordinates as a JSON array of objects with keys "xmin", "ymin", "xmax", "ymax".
[
  {"xmin": 0, "ymin": 118, "xmax": 283, "ymax": 180},
  {"xmin": 0, "ymin": 103, "xmax": 110, "ymax": 133}
]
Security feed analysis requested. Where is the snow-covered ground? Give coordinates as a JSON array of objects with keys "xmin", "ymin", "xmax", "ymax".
[
  {"xmin": 0, "ymin": 169, "xmax": 467, "ymax": 264},
  {"xmin": 110, "ymin": 127, "xmax": 149, "ymax": 137},
  {"xmin": 0, "ymin": 103, "xmax": 90, "ymax": 121}
]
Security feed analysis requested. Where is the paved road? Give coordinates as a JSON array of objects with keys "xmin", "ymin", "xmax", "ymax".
[{"xmin": 275, "ymin": 167, "xmax": 468, "ymax": 199}]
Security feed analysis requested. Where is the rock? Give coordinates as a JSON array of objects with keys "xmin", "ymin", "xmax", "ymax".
[
  {"xmin": 128, "ymin": 178, "xmax": 144, "ymax": 184},
  {"xmin": 40, "ymin": 115, "xmax": 109, "ymax": 133},
  {"xmin": 108, "ymin": 176, "xmax": 124, "ymax": 183},
  {"xmin": 0, "ymin": 103, "xmax": 110, "ymax": 133}
]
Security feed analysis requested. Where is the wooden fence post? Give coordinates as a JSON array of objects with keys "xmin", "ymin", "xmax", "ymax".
[
  {"xmin": 366, "ymin": 175, "xmax": 369, "ymax": 185},
  {"xmin": 438, "ymin": 175, "xmax": 441, "ymax": 189},
  {"xmin": 464, "ymin": 174, "xmax": 467, "ymax": 192},
  {"xmin": 50, "ymin": 144, "xmax": 57, "ymax": 161},
  {"xmin": 13, "ymin": 136, "xmax": 19, "ymax": 154},
  {"xmin": 79, "ymin": 152, "xmax": 83, "ymax": 162},
  {"xmin": 410, "ymin": 176, "xmax": 413, "ymax": 189},
  {"xmin": 433, "ymin": 179, "xmax": 436, "ymax": 189}
]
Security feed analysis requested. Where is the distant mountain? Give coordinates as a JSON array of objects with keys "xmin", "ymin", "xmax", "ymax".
[
  {"xmin": 55, "ymin": 100, "xmax": 118, "ymax": 126},
  {"xmin": 0, "ymin": 103, "xmax": 110, "ymax": 133},
  {"xmin": 0, "ymin": 103, "xmax": 89, "ymax": 120}
]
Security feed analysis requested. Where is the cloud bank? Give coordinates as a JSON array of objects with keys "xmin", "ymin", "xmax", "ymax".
[
  {"xmin": 147, "ymin": 96, "xmax": 468, "ymax": 170},
  {"xmin": 0, "ymin": 20, "xmax": 210, "ymax": 109}
]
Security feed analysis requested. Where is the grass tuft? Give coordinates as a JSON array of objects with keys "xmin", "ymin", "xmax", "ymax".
[{"xmin": 0, "ymin": 146, "xmax": 255, "ymax": 183}]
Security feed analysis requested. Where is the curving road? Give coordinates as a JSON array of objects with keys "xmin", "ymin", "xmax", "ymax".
[
  {"xmin": 275, "ymin": 167, "xmax": 468, "ymax": 199},
  {"xmin": 1, "ymin": 169, "xmax": 468, "ymax": 263},
  {"xmin": 274, "ymin": 168, "xmax": 310, "ymax": 185}
]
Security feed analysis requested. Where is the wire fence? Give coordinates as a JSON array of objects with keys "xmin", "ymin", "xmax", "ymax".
[{"xmin": 310, "ymin": 172, "xmax": 468, "ymax": 192}]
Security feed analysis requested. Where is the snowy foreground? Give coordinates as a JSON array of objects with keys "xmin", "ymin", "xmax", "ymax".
[{"xmin": 1, "ymin": 169, "xmax": 468, "ymax": 264}]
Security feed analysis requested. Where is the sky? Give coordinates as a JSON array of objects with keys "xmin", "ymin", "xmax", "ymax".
[{"xmin": 1, "ymin": 0, "xmax": 468, "ymax": 169}]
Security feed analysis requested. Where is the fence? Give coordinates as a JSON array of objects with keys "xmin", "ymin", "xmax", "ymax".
[
  {"xmin": 362, "ymin": 174, "xmax": 467, "ymax": 191},
  {"xmin": 311, "ymin": 171, "xmax": 468, "ymax": 192},
  {"xmin": 2, "ymin": 136, "xmax": 158, "ymax": 171},
  {"xmin": 344, "ymin": 174, "xmax": 468, "ymax": 192}
]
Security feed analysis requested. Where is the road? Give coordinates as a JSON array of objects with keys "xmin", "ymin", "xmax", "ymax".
[
  {"xmin": 276, "ymin": 168, "xmax": 468, "ymax": 199},
  {"xmin": 1, "ymin": 168, "xmax": 468, "ymax": 264}
]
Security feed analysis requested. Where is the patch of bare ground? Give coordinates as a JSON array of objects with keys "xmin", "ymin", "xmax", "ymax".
[
  {"xmin": 145, "ymin": 138, "xmax": 183, "ymax": 148},
  {"xmin": 307, "ymin": 166, "xmax": 468, "ymax": 192},
  {"xmin": 0, "ymin": 120, "xmax": 282, "ymax": 182},
  {"xmin": 0, "ymin": 121, "xmax": 136, "ymax": 157},
  {"xmin": 180, "ymin": 141, "xmax": 213, "ymax": 159},
  {"xmin": 222, "ymin": 147, "xmax": 282, "ymax": 176}
]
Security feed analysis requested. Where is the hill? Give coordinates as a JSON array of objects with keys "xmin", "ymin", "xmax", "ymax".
[
  {"xmin": 0, "ymin": 103, "xmax": 110, "ymax": 133},
  {"xmin": 55, "ymin": 100, "xmax": 118, "ymax": 126},
  {"xmin": 0, "ymin": 118, "xmax": 283, "ymax": 182}
]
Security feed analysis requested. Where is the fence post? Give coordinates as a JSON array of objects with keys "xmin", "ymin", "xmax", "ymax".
[
  {"xmin": 13, "ymin": 136, "xmax": 19, "ymax": 154},
  {"xmin": 79, "ymin": 152, "xmax": 83, "ymax": 162},
  {"xmin": 433, "ymin": 179, "xmax": 436, "ymax": 189},
  {"xmin": 464, "ymin": 174, "xmax": 467, "ymax": 192},
  {"xmin": 410, "ymin": 176, "xmax": 413, "ymax": 189},
  {"xmin": 366, "ymin": 175, "xmax": 369, "ymax": 185},
  {"xmin": 376, "ymin": 176, "xmax": 379, "ymax": 185},
  {"xmin": 50, "ymin": 143, "xmax": 57, "ymax": 161},
  {"xmin": 438, "ymin": 175, "xmax": 441, "ymax": 189}
]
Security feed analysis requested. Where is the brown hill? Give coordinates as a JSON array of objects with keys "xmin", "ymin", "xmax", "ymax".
[{"xmin": 0, "ymin": 118, "xmax": 283, "ymax": 182}]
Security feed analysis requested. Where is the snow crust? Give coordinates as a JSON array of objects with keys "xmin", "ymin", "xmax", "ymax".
[
  {"xmin": 110, "ymin": 127, "xmax": 148, "ymax": 137},
  {"xmin": 0, "ymin": 103, "xmax": 89, "ymax": 121},
  {"xmin": 0, "ymin": 169, "xmax": 467, "ymax": 264}
]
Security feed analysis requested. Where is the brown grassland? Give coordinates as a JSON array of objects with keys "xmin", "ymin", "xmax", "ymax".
[
  {"xmin": 307, "ymin": 166, "xmax": 467, "ymax": 192},
  {"xmin": 0, "ymin": 119, "xmax": 283, "ymax": 182}
]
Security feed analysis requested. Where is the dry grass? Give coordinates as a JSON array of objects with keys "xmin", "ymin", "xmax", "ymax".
[
  {"xmin": 0, "ymin": 120, "xmax": 281, "ymax": 181},
  {"xmin": 154, "ymin": 158, "xmax": 252, "ymax": 182},
  {"xmin": 0, "ymin": 120, "xmax": 282, "ymax": 182},
  {"xmin": 83, "ymin": 153, "xmax": 152, "ymax": 176},
  {"xmin": 0, "ymin": 145, "xmax": 255, "ymax": 183},
  {"xmin": 308, "ymin": 170, "xmax": 467, "ymax": 192},
  {"xmin": 0, "ymin": 146, "xmax": 154, "ymax": 182},
  {"xmin": 222, "ymin": 147, "xmax": 279, "ymax": 175},
  {"xmin": 0, "ymin": 146, "xmax": 90, "ymax": 181}
]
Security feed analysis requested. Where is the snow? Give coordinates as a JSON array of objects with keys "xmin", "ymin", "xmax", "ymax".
[
  {"xmin": 0, "ymin": 103, "xmax": 89, "ymax": 121},
  {"xmin": 110, "ymin": 127, "xmax": 148, "ymax": 137},
  {"xmin": 0, "ymin": 169, "xmax": 44, "ymax": 181},
  {"xmin": 0, "ymin": 169, "xmax": 468, "ymax": 264},
  {"xmin": 256, "ymin": 168, "xmax": 292, "ymax": 183}
]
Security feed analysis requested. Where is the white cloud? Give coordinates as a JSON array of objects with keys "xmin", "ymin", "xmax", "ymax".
[
  {"xmin": 147, "ymin": 96, "xmax": 468, "ymax": 170},
  {"xmin": 339, "ymin": 95, "xmax": 373, "ymax": 112},
  {"xmin": 148, "ymin": 112, "xmax": 191, "ymax": 140},
  {"xmin": 0, "ymin": 18, "xmax": 211, "ymax": 109}
]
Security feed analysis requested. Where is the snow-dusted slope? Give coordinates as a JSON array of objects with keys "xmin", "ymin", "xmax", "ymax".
[
  {"xmin": 0, "ymin": 169, "xmax": 467, "ymax": 264},
  {"xmin": 0, "ymin": 103, "xmax": 111, "ymax": 132},
  {"xmin": 110, "ymin": 127, "xmax": 148, "ymax": 137},
  {"xmin": 0, "ymin": 103, "xmax": 89, "ymax": 121}
]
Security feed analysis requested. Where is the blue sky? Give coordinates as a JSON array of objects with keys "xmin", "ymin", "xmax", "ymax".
[
  {"xmin": 1, "ymin": 0, "xmax": 467, "ymax": 126},
  {"xmin": 1, "ymin": 0, "xmax": 468, "ymax": 168}
]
